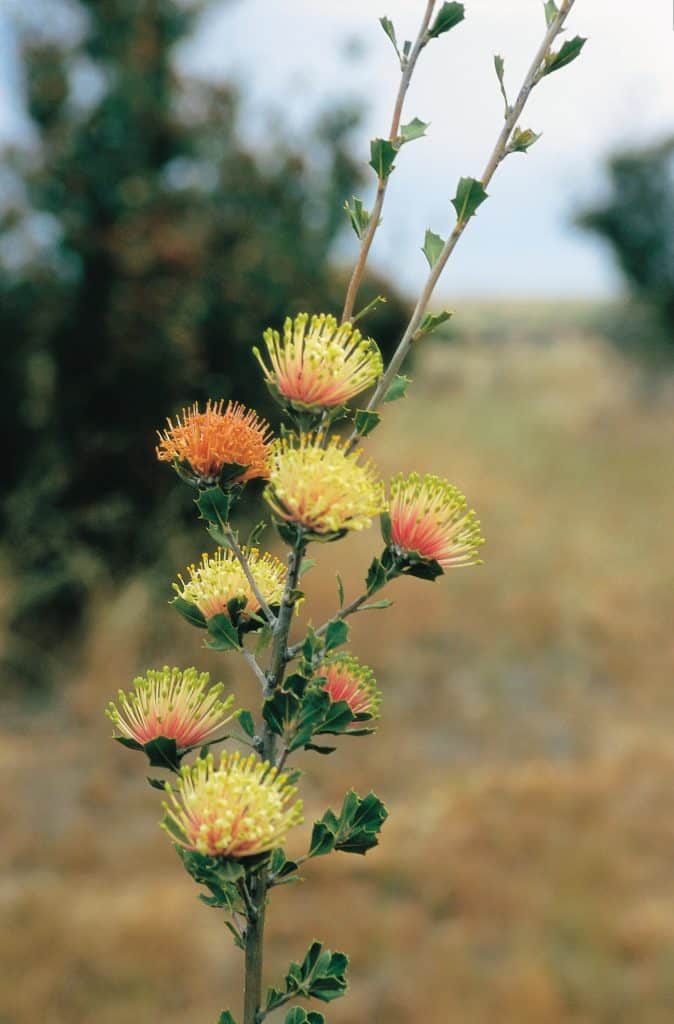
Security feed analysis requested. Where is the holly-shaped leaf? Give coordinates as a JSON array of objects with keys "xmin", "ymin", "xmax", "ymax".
[
  {"xmin": 422, "ymin": 228, "xmax": 445, "ymax": 268},
  {"xmin": 325, "ymin": 619, "xmax": 349, "ymax": 652},
  {"xmin": 172, "ymin": 596, "xmax": 207, "ymax": 629},
  {"xmin": 451, "ymin": 176, "xmax": 488, "ymax": 224},
  {"xmin": 309, "ymin": 791, "xmax": 388, "ymax": 858},
  {"xmin": 400, "ymin": 117, "xmax": 429, "ymax": 144},
  {"xmin": 206, "ymin": 613, "xmax": 241, "ymax": 651},
  {"xmin": 382, "ymin": 374, "xmax": 411, "ymax": 403},
  {"xmin": 354, "ymin": 410, "xmax": 381, "ymax": 438},
  {"xmin": 369, "ymin": 138, "xmax": 397, "ymax": 179},
  {"xmin": 542, "ymin": 35, "xmax": 587, "ymax": 77},
  {"xmin": 427, "ymin": 1, "xmax": 465, "ymax": 39}
]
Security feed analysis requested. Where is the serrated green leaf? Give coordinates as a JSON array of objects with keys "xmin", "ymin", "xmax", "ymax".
[
  {"xmin": 206, "ymin": 613, "xmax": 241, "ymax": 651},
  {"xmin": 325, "ymin": 619, "xmax": 349, "ymax": 652},
  {"xmin": 417, "ymin": 309, "xmax": 453, "ymax": 338},
  {"xmin": 343, "ymin": 196, "xmax": 370, "ymax": 240},
  {"xmin": 237, "ymin": 709, "xmax": 255, "ymax": 738},
  {"xmin": 422, "ymin": 228, "xmax": 445, "ymax": 268},
  {"xmin": 403, "ymin": 557, "xmax": 444, "ymax": 581},
  {"xmin": 171, "ymin": 596, "xmax": 207, "ymax": 629},
  {"xmin": 365, "ymin": 557, "xmax": 388, "ymax": 595},
  {"xmin": 494, "ymin": 54, "xmax": 509, "ymax": 114},
  {"xmin": 309, "ymin": 791, "xmax": 388, "ymax": 859},
  {"xmin": 543, "ymin": 35, "xmax": 587, "ymax": 77},
  {"xmin": 510, "ymin": 127, "xmax": 542, "ymax": 154},
  {"xmin": 196, "ymin": 486, "xmax": 233, "ymax": 528},
  {"xmin": 354, "ymin": 409, "xmax": 381, "ymax": 438},
  {"xmin": 380, "ymin": 510, "xmax": 392, "ymax": 546},
  {"xmin": 451, "ymin": 176, "xmax": 489, "ymax": 223},
  {"xmin": 143, "ymin": 735, "xmax": 180, "ymax": 770},
  {"xmin": 146, "ymin": 776, "xmax": 168, "ymax": 790},
  {"xmin": 360, "ymin": 598, "xmax": 393, "ymax": 611},
  {"xmin": 382, "ymin": 374, "xmax": 411, "ymax": 403},
  {"xmin": 400, "ymin": 117, "xmax": 429, "ymax": 144},
  {"xmin": 379, "ymin": 15, "xmax": 399, "ymax": 57},
  {"xmin": 284, "ymin": 1009, "xmax": 326, "ymax": 1024},
  {"xmin": 427, "ymin": 1, "xmax": 465, "ymax": 39},
  {"xmin": 114, "ymin": 735, "xmax": 143, "ymax": 752},
  {"xmin": 369, "ymin": 138, "xmax": 397, "ymax": 179},
  {"xmin": 544, "ymin": 0, "xmax": 559, "ymax": 26},
  {"xmin": 217, "ymin": 1012, "xmax": 237, "ymax": 1024}
]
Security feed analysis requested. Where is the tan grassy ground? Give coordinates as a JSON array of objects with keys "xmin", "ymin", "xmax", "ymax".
[{"xmin": 2, "ymin": 319, "xmax": 673, "ymax": 1023}]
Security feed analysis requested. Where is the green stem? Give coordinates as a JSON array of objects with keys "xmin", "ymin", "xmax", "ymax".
[{"xmin": 242, "ymin": 535, "xmax": 306, "ymax": 1024}]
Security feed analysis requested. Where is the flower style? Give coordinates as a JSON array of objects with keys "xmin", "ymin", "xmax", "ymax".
[
  {"xmin": 265, "ymin": 434, "xmax": 385, "ymax": 538},
  {"xmin": 388, "ymin": 472, "xmax": 484, "ymax": 569},
  {"xmin": 106, "ymin": 666, "xmax": 235, "ymax": 750},
  {"xmin": 162, "ymin": 751, "xmax": 303, "ymax": 859},
  {"xmin": 156, "ymin": 400, "xmax": 272, "ymax": 485},
  {"xmin": 318, "ymin": 655, "xmax": 381, "ymax": 726},
  {"xmin": 254, "ymin": 312, "xmax": 383, "ymax": 412},
  {"xmin": 175, "ymin": 547, "xmax": 286, "ymax": 622}
]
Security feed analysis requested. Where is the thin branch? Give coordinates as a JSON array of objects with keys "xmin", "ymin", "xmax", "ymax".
[
  {"xmin": 241, "ymin": 649, "xmax": 268, "ymax": 692},
  {"xmin": 347, "ymin": 0, "xmax": 578, "ymax": 447},
  {"xmin": 285, "ymin": 590, "xmax": 371, "ymax": 661},
  {"xmin": 224, "ymin": 525, "xmax": 277, "ymax": 626},
  {"xmin": 341, "ymin": 0, "xmax": 437, "ymax": 323}
]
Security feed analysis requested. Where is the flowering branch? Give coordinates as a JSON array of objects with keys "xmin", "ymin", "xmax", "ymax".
[{"xmin": 105, "ymin": 6, "xmax": 586, "ymax": 1024}]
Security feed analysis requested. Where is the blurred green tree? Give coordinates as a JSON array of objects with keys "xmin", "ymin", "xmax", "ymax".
[
  {"xmin": 578, "ymin": 137, "xmax": 674, "ymax": 355},
  {"xmin": 0, "ymin": 0, "xmax": 409, "ymax": 686}
]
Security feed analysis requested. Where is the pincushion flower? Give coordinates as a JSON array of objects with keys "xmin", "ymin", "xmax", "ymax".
[
  {"xmin": 388, "ymin": 472, "xmax": 484, "ymax": 569},
  {"xmin": 318, "ymin": 656, "xmax": 381, "ymax": 727},
  {"xmin": 162, "ymin": 752, "xmax": 303, "ymax": 859},
  {"xmin": 265, "ymin": 434, "xmax": 385, "ymax": 538},
  {"xmin": 254, "ymin": 312, "xmax": 383, "ymax": 412},
  {"xmin": 175, "ymin": 547, "xmax": 286, "ymax": 621},
  {"xmin": 156, "ymin": 400, "xmax": 272, "ymax": 486},
  {"xmin": 106, "ymin": 666, "xmax": 235, "ymax": 750}
]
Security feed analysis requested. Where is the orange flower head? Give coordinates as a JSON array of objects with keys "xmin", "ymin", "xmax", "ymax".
[
  {"xmin": 318, "ymin": 655, "xmax": 381, "ymax": 727},
  {"xmin": 388, "ymin": 472, "xmax": 484, "ymax": 569},
  {"xmin": 156, "ymin": 400, "xmax": 272, "ymax": 486},
  {"xmin": 254, "ymin": 313, "xmax": 383, "ymax": 412}
]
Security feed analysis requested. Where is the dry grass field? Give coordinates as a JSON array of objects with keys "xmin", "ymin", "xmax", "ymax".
[{"xmin": 2, "ymin": 310, "xmax": 673, "ymax": 1023}]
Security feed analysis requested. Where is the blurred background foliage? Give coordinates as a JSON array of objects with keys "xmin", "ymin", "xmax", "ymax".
[{"xmin": 0, "ymin": 0, "xmax": 410, "ymax": 687}]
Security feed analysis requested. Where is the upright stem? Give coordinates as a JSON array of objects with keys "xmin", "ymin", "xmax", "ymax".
[
  {"xmin": 242, "ymin": 536, "xmax": 306, "ymax": 1024},
  {"xmin": 347, "ymin": 0, "xmax": 577, "ymax": 448},
  {"xmin": 341, "ymin": 0, "xmax": 437, "ymax": 323}
]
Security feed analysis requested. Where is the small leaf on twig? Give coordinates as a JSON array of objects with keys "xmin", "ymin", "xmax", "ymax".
[
  {"xmin": 451, "ymin": 176, "xmax": 488, "ymax": 224},
  {"xmin": 427, "ymin": 1, "xmax": 465, "ymax": 40},
  {"xmin": 422, "ymin": 228, "xmax": 445, "ymax": 268}
]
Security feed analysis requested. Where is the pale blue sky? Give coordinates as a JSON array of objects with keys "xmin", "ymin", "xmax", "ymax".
[{"xmin": 2, "ymin": 1, "xmax": 674, "ymax": 299}]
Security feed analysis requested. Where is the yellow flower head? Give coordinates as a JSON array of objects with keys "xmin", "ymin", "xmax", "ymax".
[
  {"xmin": 265, "ymin": 434, "xmax": 385, "ymax": 537},
  {"xmin": 162, "ymin": 751, "xmax": 303, "ymax": 859},
  {"xmin": 254, "ymin": 313, "xmax": 383, "ymax": 412},
  {"xmin": 175, "ymin": 547, "xmax": 286, "ymax": 621},
  {"xmin": 389, "ymin": 472, "xmax": 484, "ymax": 569},
  {"xmin": 106, "ymin": 666, "xmax": 235, "ymax": 750},
  {"xmin": 156, "ymin": 400, "xmax": 272, "ymax": 485}
]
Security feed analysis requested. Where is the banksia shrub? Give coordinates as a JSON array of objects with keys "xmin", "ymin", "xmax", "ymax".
[{"xmin": 105, "ymin": 4, "xmax": 586, "ymax": 1021}]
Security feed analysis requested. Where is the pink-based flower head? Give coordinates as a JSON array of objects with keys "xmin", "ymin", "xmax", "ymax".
[
  {"xmin": 106, "ymin": 666, "xmax": 235, "ymax": 751},
  {"xmin": 388, "ymin": 472, "xmax": 484, "ymax": 569},
  {"xmin": 265, "ymin": 433, "xmax": 385, "ymax": 538},
  {"xmin": 162, "ymin": 751, "xmax": 303, "ymax": 859},
  {"xmin": 254, "ymin": 313, "xmax": 383, "ymax": 412},
  {"xmin": 318, "ymin": 655, "xmax": 381, "ymax": 727}
]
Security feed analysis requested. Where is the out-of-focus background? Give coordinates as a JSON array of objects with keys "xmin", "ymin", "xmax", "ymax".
[{"xmin": 1, "ymin": 2, "xmax": 673, "ymax": 1022}]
